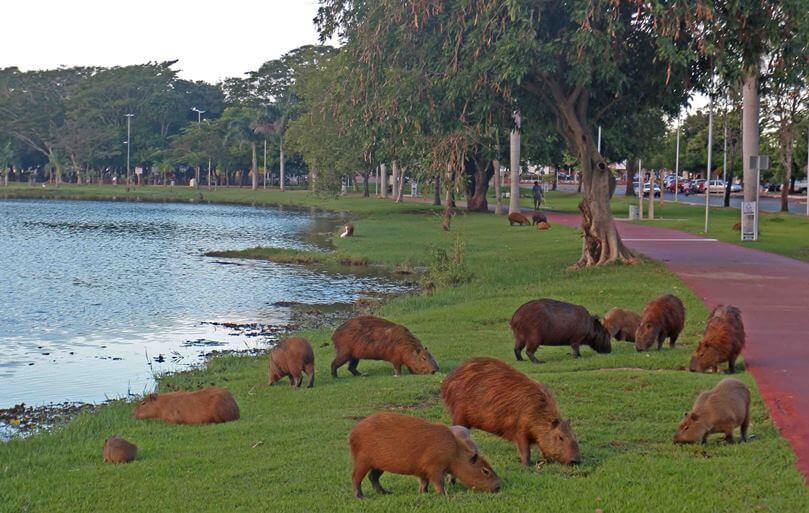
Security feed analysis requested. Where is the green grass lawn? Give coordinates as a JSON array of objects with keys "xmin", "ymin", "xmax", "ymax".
[{"xmin": 1, "ymin": 185, "xmax": 808, "ymax": 512}]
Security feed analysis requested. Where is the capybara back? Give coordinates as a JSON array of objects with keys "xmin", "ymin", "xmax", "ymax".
[
  {"xmin": 604, "ymin": 307, "xmax": 641, "ymax": 342},
  {"xmin": 103, "ymin": 436, "xmax": 137, "ymax": 463},
  {"xmin": 133, "ymin": 386, "xmax": 240, "ymax": 424}
]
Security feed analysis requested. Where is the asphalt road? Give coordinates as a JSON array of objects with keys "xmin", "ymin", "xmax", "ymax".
[{"xmin": 605, "ymin": 185, "xmax": 808, "ymax": 214}]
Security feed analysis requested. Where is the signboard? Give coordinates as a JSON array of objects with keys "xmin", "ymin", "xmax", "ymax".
[
  {"xmin": 741, "ymin": 201, "xmax": 757, "ymax": 241},
  {"xmin": 134, "ymin": 166, "xmax": 143, "ymax": 175},
  {"xmin": 411, "ymin": 181, "xmax": 418, "ymax": 197}
]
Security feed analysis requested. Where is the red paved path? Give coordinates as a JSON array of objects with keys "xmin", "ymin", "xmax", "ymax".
[{"xmin": 548, "ymin": 211, "xmax": 809, "ymax": 481}]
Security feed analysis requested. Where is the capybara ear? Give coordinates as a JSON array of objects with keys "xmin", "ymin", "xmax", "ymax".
[
  {"xmin": 690, "ymin": 413, "xmax": 700, "ymax": 421},
  {"xmin": 550, "ymin": 418, "xmax": 560, "ymax": 428},
  {"xmin": 470, "ymin": 453, "xmax": 479, "ymax": 464},
  {"xmin": 147, "ymin": 393, "xmax": 157, "ymax": 401}
]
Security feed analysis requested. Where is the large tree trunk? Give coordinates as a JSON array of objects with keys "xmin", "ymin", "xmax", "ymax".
[
  {"xmin": 391, "ymin": 161, "xmax": 400, "ymax": 200},
  {"xmin": 779, "ymin": 132, "xmax": 794, "ymax": 213},
  {"xmin": 465, "ymin": 157, "xmax": 494, "ymax": 212},
  {"xmin": 493, "ymin": 159, "xmax": 502, "ymax": 214},
  {"xmin": 625, "ymin": 159, "xmax": 637, "ymax": 197},
  {"xmin": 380, "ymin": 163, "xmax": 388, "ymax": 198},
  {"xmin": 362, "ymin": 171, "xmax": 370, "ymax": 197},
  {"xmin": 442, "ymin": 165, "xmax": 455, "ymax": 231},
  {"xmin": 741, "ymin": 68, "xmax": 760, "ymax": 232},
  {"xmin": 508, "ymin": 112, "xmax": 521, "ymax": 214},
  {"xmin": 251, "ymin": 142, "xmax": 258, "ymax": 190},
  {"xmin": 433, "ymin": 174, "xmax": 441, "ymax": 205},
  {"xmin": 279, "ymin": 135, "xmax": 285, "ymax": 192},
  {"xmin": 395, "ymin": 162, "xmax": 405, "ymax": 203}
]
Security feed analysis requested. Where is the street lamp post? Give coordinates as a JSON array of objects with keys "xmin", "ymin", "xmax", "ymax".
[
  {"xmin": 125, "ymin": 113, "xmax": 134, "ymax": 191},
  {"xmin": 191, "ymin": 108, "xmax": 205, "ymax": 188},
  {"xmin": 674, "ymin": 117, "xmax": 680, "ymax": 203},
  {"xmin": 705, "ymin": 83, "xmax": 714, "ymax": 233}
]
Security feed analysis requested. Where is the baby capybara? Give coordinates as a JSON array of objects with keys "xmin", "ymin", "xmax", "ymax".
[
  {"xmin": 689, "ymin": 305, "xmax": 745, "ymax": 373},
  {"xmin": 133, "ymin": 387, "xmax": 240, "ymax": 424},
  {"xmin": 531, "ymin": 211, "xmax": 548, "ymax": 225},
  {"xmin": 348, "ymin": 412, "xmax": 501, "ymax": 498},
  {"xmin": 441, "ymin": 357, "xmax": 581, "ymax": 466},
  {"xmin": 269, "ymin": 336, "xmax": 315, "ymax": 387},
  {"xmin": 603, "ymin": 307, "xmax": 642, "ymax": 342},
  {"xmin": 103, "ymin": 436, "xmax": 137, "ymax": 464},
  {"xmin": 331, "ymin": 315, "xmax": 438, "ymax": 377},
  {"xmin": 510, "ymin": 298, "xmax": 611, "ymax": 363},
  {"xmin": 673, "ymin": 378, "xmax": 750, "ymax": 444},
  {"xmin": 508, "ymin": 212, "xmax": 530, "ymax": 226},
  {"xmin": 634, "ymin": 294, "xmax": 685, "ymax": 351}
]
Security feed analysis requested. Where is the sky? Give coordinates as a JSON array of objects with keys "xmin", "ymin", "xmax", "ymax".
[{"xmin": 1, "ymin": 0, "xmax": 324, "ymax": 83}]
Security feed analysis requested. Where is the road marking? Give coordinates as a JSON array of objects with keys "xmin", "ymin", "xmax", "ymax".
[{"xmin": 623, "ymin": 238, "xmax": 718, "ymax": 242}]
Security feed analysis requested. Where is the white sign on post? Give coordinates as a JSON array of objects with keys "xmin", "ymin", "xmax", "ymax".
[{"xmin": 742, "ymin": 155, "xmax": 768, "ymax": 242}]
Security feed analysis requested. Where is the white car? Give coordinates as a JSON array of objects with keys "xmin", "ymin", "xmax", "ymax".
[
  {"xmin": 705, "ymin": 180, "xmax": 726, "ymax": 192},
  {"xmin": 794, "ymin": 179, "xmax": 808, "ymax": 194},
  {"xmin": 730, "ymin": 183, "xmax": 742, "ymax": 193},
  {"xmin": 633, "ymin": 182, "xmax": 662, "ymax": 197}
]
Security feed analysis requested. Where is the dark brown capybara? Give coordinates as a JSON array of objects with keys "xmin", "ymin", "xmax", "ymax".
[
  {"xmin": 103, "ymin": 436, "xmax": 137, "ymax": 464},
  {"xmin": 508, "ymin": 212, "xmax": 530, "ymax": 226},
  {"xmin": 732, "ymin": 221, "xmax": 742, "ymax": 231},
  {"xmin": 133, "ymin": 387, "xmax": 240, "ymax": 424},
  {"xmin": 689, "ymin": 305, "xmax": 745, "ymax": 373},
  {"xmin": 441, "ymin": 357, "xmax": 581, "ymax": 466},
  {"xmin": 531, "ymin": 211, "xmax": 548, "ymax": 225},
  {"xmin": 673, "ymin": 378, "xmax": 750, "ymax": 444},
  {"xmin": 634, "ymin": 294, "xmax": 685, "ymax": 352},
  {"xmin": 268, "ymin": 336, "xmax": 315, "ymax": 387},
  {"xmin": 348, "ymin": 412, "xmax": 501, "ymax": 498},
  {"xmin": 340, "ymin": 223, "xmax": 354, "ymax": 238},
  {"xmin": 510, "ymin": 298, "xmax": 611, "ymax": 363},
  {"xmin": 603, "ymin": 307, "xmax": 642, "ymax": 342},
  {"xmin": 331, "ymin": 315, "xmax": 438, "ymax": 377}
]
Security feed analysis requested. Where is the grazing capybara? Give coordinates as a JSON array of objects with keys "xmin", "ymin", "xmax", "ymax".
[
  {"xmin": 689, "ymin": 305, "xmax": 745, "ymax": 374},
  {"xmin": 531, "ymin": 211, "xmax": 548, "ymax": 225},
  {"xmin": 732, "ymin": 221, "xmax": 742, "ymax": 231},
  {"xmin": 441, "ymin": 357, "xmax": 581, "ymax": 465},
  {"xmin": 340, "ymin": 223, "xmax": 354, "ymax": 238},
  {"xmin": 673, "ymin": 378, "xmax": 750, "ymax": 444},
  {"xmin": 268, "ymin": 336, "xmax": 315, "ymax": 387},
  {"xmin": 103, "ymin": 436, "xmax": 137, "ymax": 464},
  {"xmin": 510, "ymin": 298, "xmax": 611, "ymax": 363},
  {"xmin": 508, "ymin": 212, "xmax": 530, "ymax": 226},
  {"xmin": 348, "ymin": 412, "xmax": 501, "ymax": 498},
  {"xmin": 634, "ymin": 294, "xmax": 685, "ymax": 351},
  {"xmin": 331, "ymin": 315, "xmax": 438, "ymax": 377},
  {"xmin": 603, "ymin": 307, "xmax": 642, "ymax": 342},
  {"xmin": 537, "ymin": 221, "xmax": 551, "ymax": 230},
  {"xmin": 133, "ymin": 387, "xmax": 240, "ymax": 424}
]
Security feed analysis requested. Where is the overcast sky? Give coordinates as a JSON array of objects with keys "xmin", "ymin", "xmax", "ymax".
[{"xmin": 2, "ymin": 0, "xmax": 324, "ymax": 83}]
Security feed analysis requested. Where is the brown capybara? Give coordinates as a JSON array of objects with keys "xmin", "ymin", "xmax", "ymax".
[
  {"xmin": 508, "ymin": 212, "xmax": 530, "ymax": 226},
  {"xmin": 103, "ymin": 436, "xmax": 137, "ymax": 464},
  {"xmin": 510, "ymin": 298, "xmax": 611, "ymax": 363},
  {"xmin": 331, "ymin": 315, "xmax": 438, "ymax": 377},
  {"xmin": 348, "ymin": 412, "xmax": 501, "ymax": 498},
  {"xmin": 340, "ymin": 223, "xmax": 354, "ymax": 238},
  {"xmin": 133, "ymin": 387, "xmax": 240, "ymax": 424},
  {"xmin": 603, "ymin": 307, "xmax": 642, "ymax": 342},
  {"xmin": 634, "ymin": 294, "xmax": 685, "ymax": 352},
  {"xmin": 537, "ymin": 221, "xmax": 551, "ymax": 230},
  {"xmin": 689, "ymin": 305, "xmax": 745, "ymax": 374},
  {"xmin": 732, "ymin": 221, "xmax": 742, "ymax": 231},
  {"xmin": 268, "ymin": 336, "xmax": 315, "ymax": 387},
  {"xmin": 673, "ymin": 378, "xmax": 750, "ymax": 444},
  {"xmin": 531, "ymin": 211, "xmax": 548, "ymax": 225},
  {"xmin": 441, "ymin": 357, "xmax": 581, "ymax": 466}
]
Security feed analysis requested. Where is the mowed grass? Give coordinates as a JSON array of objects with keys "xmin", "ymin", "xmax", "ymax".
[{"xmin": 1, "ymin": 187, "xmax": 808, "ymax": 512}]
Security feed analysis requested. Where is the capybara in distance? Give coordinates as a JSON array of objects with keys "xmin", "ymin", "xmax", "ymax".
[
  {"xmin": 103, "ymin": 436, "xmax": 137, "ymax": 464},
  {"xmin": 508, "ymin": 212, "xmax": 530, "ymax": 226},
  {"xmin": 133, "ymin": 387, "xmax": 240, "ymax": 424},
  {"xmin": 531, "ymin": 211, "xmax": 548, "ymax": 225},
  {"xmin": 268, "ymin": 336, "xmax": 315, "ymax": 387},
  {"xmin": 510, "ymin": 298, "xmax": 611, "ymax": 363},
  {"xmin": 340, "ymin": 223, "xmax": 354, "ymax": 238},
  {"xmin": 348, "ymin": 412, "xmax": 501, "ymax": 498},
  {"xmin": 441, "ymin": 357, "xmax": 581, "ymax": 465},
  {"xmin": 537, "ymin": 221, "xmax": 551, "ymax": 230},
  {"xmin": 689, "ymin": 305, "xmax": 745, "ymax": 373},
  {"xmin": 634, "ymin": 294, "xmax": 685, "ymax": 351},
  {"xmin": 673, "ymin": 378, "xmax": 750, "ymax": 444},
  {"xmin": 331, "ymin": 315, "xmax": 438, "ymax": 377},
  {"xmin": 604, "ymin": 307, "xmax": 642, "ymax": 342}
]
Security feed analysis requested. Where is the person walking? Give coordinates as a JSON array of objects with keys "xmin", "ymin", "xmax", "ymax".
[{"xmin": 532, "ymin": 180, "xmax": 543, "ymax": 210}]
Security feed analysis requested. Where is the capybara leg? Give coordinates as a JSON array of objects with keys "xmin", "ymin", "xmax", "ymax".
[
  {"xmin": 369, "ymin": 469, "xmax": 390, "ymax": 495},
  {"xmin": 724, "ymin": 432, "xmax": 735, "ymax": 444},
  {"xmin": 514, "ymin": 338, "xmax": 525, "ymax": 361},
  {"xmin": 657, "ymin": 334, "xmax": 665, "ymax": 351},
  {"xmin": 418, "ymin": 478, "xmax": 429, "ymax": 494},
  {"xmin": 571, "ymin": 344, "xmax": 582, "ymax": 358},
  {"xmin": 348, "ymin": 358, "xmax": 361, "ymax": 376},
  {"xmin": 352, "ymin": 463, "xmax": 370, "ymax": 499},
  {"xmin": 670, "ymin": 332, "xmax": 679, "ymax": 348},
  {"xmin": 429, "ymin": 472, "xmax": 446, "ymax": 495},
  {"xmin": 305, "ymin": 363, "xmax": 315, "ymax": 388},
  {"xmin": 517, "ymin": 435, "xmax": 532, "ymax": 466},
  {"xmin": 527, "ymin": 348, "xmax": 542, "ymax": 364},
  {"xmin": 727, "ymin": 357, "xmax": 737, "ymax": 374},
  {"xmin": 392, "ymin": 363, "xmax": 402, "ymax": 377},
  {"xmin": 741, "ymin": 413, "xmax": 750, "ymax": 442},
  {"xmin": 291, "ymin": 370, "xmax": 302, "ymax": 387},
  {"xmin": 332, "ymin": 353, "xmax": 352, "ymax": 378}
]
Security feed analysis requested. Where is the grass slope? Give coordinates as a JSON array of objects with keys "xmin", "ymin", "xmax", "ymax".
[{"xmin": 1, "ymin": 188, "xmax": 807, "ymax": 512}]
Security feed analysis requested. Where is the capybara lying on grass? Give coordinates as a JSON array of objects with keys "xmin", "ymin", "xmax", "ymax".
[
  {"xmin": 604, "ymin": 307, "xmax": 641, "ymax": 342},
  {"xmin": 331, "ymin": 315, "xmax": 438, "ymax": 377},
  {"xmin": 103, "ymin": 436, "xmax": 137, "ymax": 464},
  {"xmin": 348, "ymin": 412, "xmax": 501, "ymax": 498},
  {"xmin": 510, "ymin": 298, "xmax": 611, "ymax": 363},
  {"xmin": 689, "ymin": 305, "xmax": 745, "ymax": 373},
  {"xmin": 340, "ymin": 223, "xmax": 354, "ymax": 238},
  {"xmin": 133, "ymin": 387, "xmax": 240, "ymax": 424},
  {"xmin": 635, "ymin": 294, "xmax": 685, "ymax": 351},
  {"xmin": 508, "ymin": 212, "xmax": 530, "ymax": 226},
  {"xmin": 531, "ymin": 212, "xmax": 548, "ymax": 225},
  {"xmin": 537, "ymin": 221, "xmax": 551, "ymax": 230},
  {"xmin": 673, "ymin": 378, "xmax": 750, "ymax": 444},
  {"xmin": 269, "ymin": 336, "xmax": 315, "ymax": 387},
  {"xmin": 441, "ymin": 357, "xmax": 581, "ymax": 465}
]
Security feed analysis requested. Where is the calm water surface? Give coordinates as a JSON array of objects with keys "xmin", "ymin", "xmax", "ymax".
[{"xmin": 0, "ymin": 199, "xmax": 401, "ymax": 408}]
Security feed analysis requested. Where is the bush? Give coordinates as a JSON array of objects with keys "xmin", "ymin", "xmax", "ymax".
[{"xmin": 421, "ymin": 236, "xmax": 472, "ymax": 290}]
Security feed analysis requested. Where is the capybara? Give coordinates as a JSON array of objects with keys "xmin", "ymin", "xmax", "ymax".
[
  {"xmin": 537, "ymin": 221, "xmax": 551, "ymax": 230},
  {"xmin": 340, "ymin": 223, "xmax": 354, "ymax": 238},
  {"xmin": 531, "ymin": 211, "xmax": 548, "ymax": 225},
  {"xmin": 634, "ymin": 294, "xmax": 685, "ymax": 351},
  {"xmin": 103, "ymin": 436, "xmax": 137, "ymax": 464},
  {"xmin": 348, "ymin": 412, "xmax": 501, "ymax": 498},
  {"xmin": 673, "ymin": 378, "xmax": 750, "ymax": 444},
  {"xmin": 331, "ymin": 315, "xmax": 438, "ymax": 377},
  {"xmin": 689, "ymin": 305, "xmax": 745, "ymax": 373},
  {"xmin": 732, "ymin": 221, "xmax": 742, "ymax": 231},
  {"xmin": 510, "ymin": 298, "xmax": 611, "ymax": 363},
  {"xmin": 268, "ymin": 336, "xmax": 315, "ymax": 387},
  {"xmin": 508, "ymin": 212, "xmax": 530, "ymax": 226},
  {"xmin": 603, "ymin": 307, "xmax": 642, "ymax": 342},
  {"xmin": 441, "ymin": 357, "xmax": 581, "ymax": 465},
  {"xmin": 133, "ymin": 387, "xmax": 240, "ymax": 424}
]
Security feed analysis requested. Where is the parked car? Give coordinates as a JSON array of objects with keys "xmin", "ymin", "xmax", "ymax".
[
  {"xmin": 764, "ymin": 182, "xmax": 781, "ymax": 192},
  {"xmin": 730, "ymin": 183, "xmax": 742, "ymax": 193},
  {"xmin": 633, "ymin": 182, "xmax": 662, "ymax": 197},
  {"xmin": 705, "ymin": 180, "xmax": 726, "ymax": 192},
  {"xmin": 692, "ymin": 179, "xmax": 706, "ymax": 192},
  {"xmin": 792, "ymin": 179, "xmax": 808, "ymax": 194}
]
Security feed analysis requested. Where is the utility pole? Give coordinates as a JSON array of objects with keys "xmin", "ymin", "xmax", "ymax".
[
  {"xmin": 263, "ymin": 139, "xmax": 267, "ymax": 190},
  {"xmin": 704, "ymin": 80, "xmax": 714, "ymax": 233},
  {"xmin": 674, "ymin": 117, "xmax": 680, "ymax": 203},
  {"xmin": 191, "ymin": 107, "xmax": 205, "ymax": 189},
  {"xmin": 125, "ymin": 113, "xmax": 134, "ymax": 192}
]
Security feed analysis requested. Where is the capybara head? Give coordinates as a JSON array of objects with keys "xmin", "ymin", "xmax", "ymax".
[
  {"xmin": 133, "ymin": 393, "xmax": 159, "ymax": 420},
  {"xmin": 449, "ymin": 433, "xmax": 502, "ymax": 493},
  {"xmin": 405, "ymin": 346, "xmax": 439, "ymax": 374},
  {"xmin": 634, "ymin": 321, "xmax": 660, "ymax": 351},
  {"xmin": 688, "ymin": 342, "xmax": 723, "ymax": 373},
  {"xmin": 590, "ymin": 316, "xmax": 612, "ymax": 354},
  {"xmin": 535, "ymin": 418, "xmax": 581, "ymax": 465},
  {"xmin": 268, "ymin": 358, "xmax": 283, "ymax": 385},
  {"xmin": 673, "ymin": 411, "xmax": 710, "ymax": 444}
]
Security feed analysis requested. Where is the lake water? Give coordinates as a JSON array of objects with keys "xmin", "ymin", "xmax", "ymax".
[{"xmin": 0, "ymin": 199, "xmax": 402, "ymax": 409}]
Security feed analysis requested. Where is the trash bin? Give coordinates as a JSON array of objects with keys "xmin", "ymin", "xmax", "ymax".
[{"xmin": 629, "ymin": 205, "xmax": 639, "ymax": 220}]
